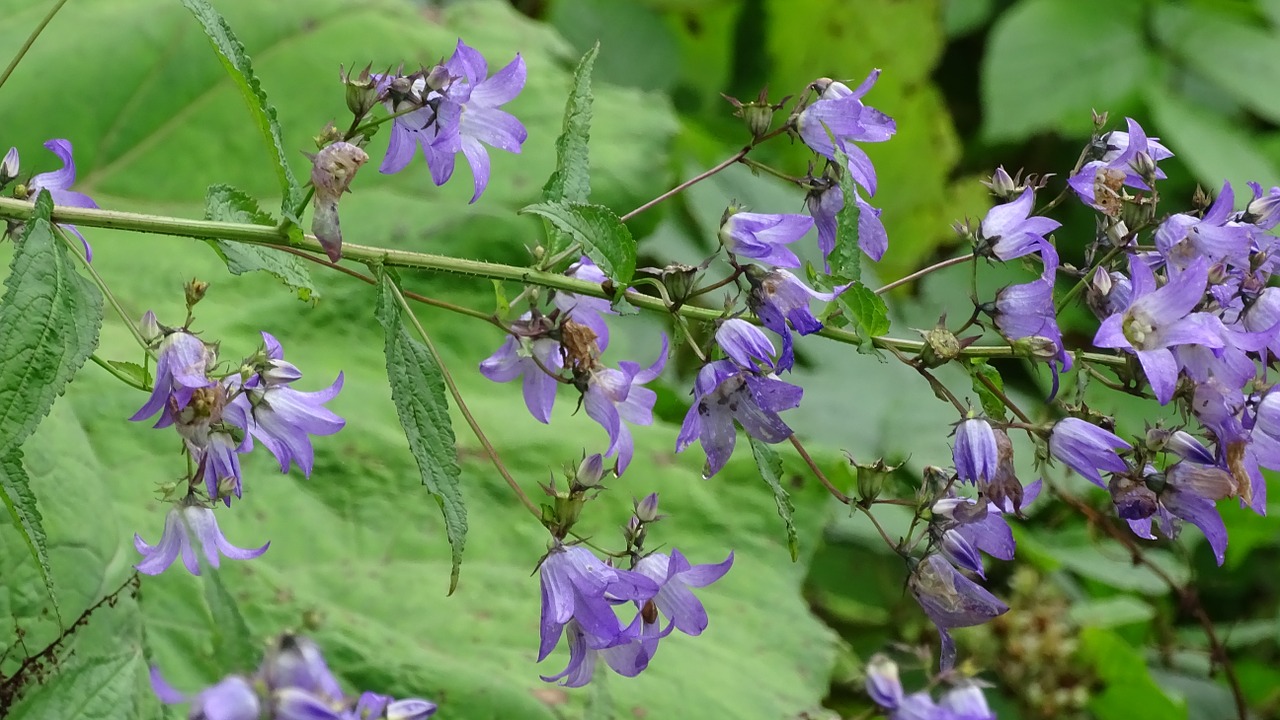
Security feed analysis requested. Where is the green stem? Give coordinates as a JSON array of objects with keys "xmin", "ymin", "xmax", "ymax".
[
  {"xmin": 0, "ymin": 198, "xmax": 1129, "ymax": 368},
  {"xmin": 739, "ymin": 157, "xmax": 808, "ymax": 186},
  {"xmin": 89, "ymin": 353, "xmax": 149, "ymax": 392},
  {"xmin": 619, "ymin": 147, "xmax": 750, "ymax": 223},
  {"xmin": 384, "ymin": 278, "xmax": 541, "ymax": 519},
  {"xmin": 0, "ymin": 0, "xmax": 70, "ymax": 91},
  {"xmin": 874, "ymin": 252, "xmax": 975, "ymax": 295}
]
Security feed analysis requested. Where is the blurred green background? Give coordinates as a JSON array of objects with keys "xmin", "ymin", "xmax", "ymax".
[{"xmin": 3, "ymin": 0, "xmax": 1280, "ymax": 718}]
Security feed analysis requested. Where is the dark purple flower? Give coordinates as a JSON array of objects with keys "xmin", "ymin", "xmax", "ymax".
[
  {"xmin": 479, "ymin": 321, "xmax": 563, "ymax": 424},
  {"xmin": 933, "ymin": 481, "xmax": 1040, "ymax": 578},
  {"xmin": 25, "ymin": 139, "xmax": 98, "ymax": 260},
  {"xmin": 1093, "ymin": 256, "xmax": 1226, "ymax": 404},
  {"xmin": 909, "ymin": 554, "xmax": 1008, "ymax": 671},
  {"xmin": 1116, "ymin": 463, "xmax": 1230, "ymax": 565},
  {"xmin": 540, "ymin": 616, "xmax": 663, "ymax": 687},
  {"xmin": 749, "ymin": 269, "xmax": 845, "ymax": 372},
  {"xmin": 224, "ymin": 332, "xmax": 344, "ymax": 477},
  {"xmin": 718, "ymin": 209, "xmax": 814, "ymax": 268},
  {"xmin": 805, "ymin": 179, "xmax": 888, "ymax": 267},
  {"xmin": 423, "ymin": 40, "xmax": 528, "ymax": 203},
  {"xmin": 634, "ymin": 549, "xmax": 734, "ymax": 635},
  {"xmin": 134, "ymin": 501, "xmax": 268, "ymax": 576},
  {"xmin": 553, "ymin": 257, "xmax": 615, "ymax": 349},
  {"xmin": 582, "ymin": 337, "xmax": 667, "ymax": 474},
  {"xmin": 198, "ymin": 431, "xmax": 244, "ymax": 506},
  {"xmin": 676, "ymin": 359, "xmax": 802, "ymax": 477},
  {"xmin": 537, "ymin": 545, "xmax": 659, "ymax": 671},
  {"xmin": 795, "ymin": 71, "xmax": 896, "ymax": 195},
  {"xmin": 1068, "ymin": 118, "xmax": 1173, "ymax": 208},
  {"xmin": 150, "ymin": 668, "xmax": 260, "ymax": 720},
  {"xmin": 978, "ymin": 187, "xmax": 1061, "ymax": 261},
  {"xmin": 953, "ymin": 418, "xmax": 998, "ymax": 485},
  {"xmin": 1048, "ymin": 417, "xmax": 1131, "ymax": 488}
]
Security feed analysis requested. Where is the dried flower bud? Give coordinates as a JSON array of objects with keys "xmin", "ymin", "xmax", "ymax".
[
  {"xmin": 340, "ymin": 63, "xmax": 379, "ymax": 119},
  {"xmin": 309, "ymin": 141, "xmax": 369, "ymax": 262},
  {"xmin": 854, "ymin": 456, "xmax": 898, "ymax": 504},
  {"xmin": 184, "ymin": 278, "xmax": 209, "ymax": 308},
  {"xmin": 917, "ymin": 323, "xmax": 961, "ymax": 368}
]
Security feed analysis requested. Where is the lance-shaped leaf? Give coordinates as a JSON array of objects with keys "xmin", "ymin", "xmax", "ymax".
[
  {"xmin": 828, "ymin": 144, "xmax": 863, "ymax": 283},
  {"xmin": 521, "ymin": 201, "xmax": 636, "ymax": 287},
  {"xmin": 204, "ymin": 184, "xmax": 318, "ymax": 301},
  {"xmin": 199, "ymin": 561, "xmax": 258, "ymax": 673},
  {"xmin": 374, "ymin": 274, "xmax": 466, "ymax": 593},
  {"xmin": 0, "ymin": 447, "xmax": 57, "ymax": 617},
  {"xmin": 180, "ymin": 0, "xmax": 304, "ymax": 223},
  {"xmin": 541, "ymin": 43, "xmax": 599, "ymax": 258},
  {"xmin": 749, "ymin": 437, "xmax": 800, "ymax": 562}
]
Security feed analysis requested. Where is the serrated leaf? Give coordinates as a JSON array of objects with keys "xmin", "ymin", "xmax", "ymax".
[
  {"xmin": 969, "ymin": 360, "xmax": 1007, "ymax": 420},
  {"xmin": 0, "ymin": 446, "xmax": 57, "ymax": 617},
  {"xmin": 828, "ymin": 147, "xmax": 863, "ymax": 283},
  {"xmin": 520, "ymin": 201, "xmax": 636, "ymax": 287},
  {"xmin": 204, "ymin": 184, "xmax": 318, "ymax": 301},
  {"xmin": 749, "ymin": 437, "xmax": 799, "ymax": 562},
  {"xmin": 107, "ymin": 360, "xmax": 151, "ymax": 388},
  {"xmin": 179, "ymin": 0, "xmax": 303, "ymax": 222},
  {"xmin": 373, "ymin": 273, "xmax": 466, "ymax": 594},
  {"xmin": 835, "ymin": 282, "xmax": 888, "ymax": 353},
  {"xmin": 542, "ymin": 43, "xmax": 598, "ymax": 258},
  {"xmin": 0, "ymin": 193, "xmax": 103, "ymax": 456},
  {"xmin": 200, "ymin": 563, "xmax": 258, "ymax": 672}
]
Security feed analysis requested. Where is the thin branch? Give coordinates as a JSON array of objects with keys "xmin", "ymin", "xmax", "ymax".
[
  {"xmin": 619, "ymin": 147, "xmax": 750, "ymax": 223},
  {"xmin": 0, "ymin": 0, "xmax": 70, "ymax": 91},
  {"xmin": 874, "ymin": 252, "xmax": 976, "ymax": 295}
]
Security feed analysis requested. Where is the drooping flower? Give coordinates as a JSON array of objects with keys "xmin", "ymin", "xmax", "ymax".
[
  {"xmin": 634, "ymin": 549, "xmax": 734, "ymax": 635},
  {"xmin": 309, "ymin": 141, "xmax": 370, "ymax": 262},
  {"xmin": 130, "ymin": 325, "xmax": 216, "ymax": 428},
  {"xmin": 718, "ymin": 209, "xmax": 814, "ymax": 268},
  {"xmin": 134, "ymin": 500, "xmax": 269, "ymax": 576},
  {"xmin": 24, "ymin": 139, "xmax": 99, "ymax": 260},
  {"xmin": 953, "ymin": 418, "xmax": 999, "ymax": 485},
  {"xmin": 909, "ymin": 554, "xmax": 1008, "ymax": 671},
  {"xmin": 865, "ymin": 654, "xmax": 997, "ymax": 720},
  {"xmin": 677, "ymin": 359, "xmax": 803, "ymax": 477},
  {"xmin": 224, "ymin": 332, "xmax": 345, "ymax": 477},
  {"xmin": 933, "ymin": 480, "xmax": 1041, "ymax": 578},
  {"xmin": 582, "ymin": 336, "xmax": 667, "ymax": 474},
  {"xmin": 150, "ymin": 669, "xmax": 261, "ymax": 720},
  {"xmin": 1153, "ymin": 181, "xmax": 1253, "ymax": 269},
  {"xmin": 1112, "ymin": 462, "xmax": 1231, "ymax": 565},
  {"xmin": 748, "ymin": 268, "xmax": 846, "ymax": 372},
  {"xmin": 422, "ymin": 40, "xmax": 528, "ymax": 203},
  {"xmin": 1068, "ymin": 118, "xmax": 1174, "ymax": 209},
  {"xmin": 794, "ymin": 71, "xmax": 896, "ymax": 195},
  {"xmin": 1240, "ymin": 181, "xmax": 1280, "ymax": 230},
  {"xmin": 552, "ymin": 257, "xmax": 615, "ymax": 349},
  {"xmin": 479, "ymin": 315, "xmax": 564, "ymax": 424},
  {"xmin": 805, "ymin": 177, "xmax": 889, "ymax": 267},
  {"xmin": 1048, "ymin": 417, "xmax": 1131, "ymax": 488},
  {"xmin": 991, "ymin": 243, "xmax": 1072, "ymax": 393},
  {"xmin": 1093, "ymin": 256, "xmax": 1226, "ymax": 404},
  {"xmin": 259, "ymin": 634, "xmax": 345, "ymax": 701},
  {"xmin": 977, "ymin": 187, "xmax": 1061, "ymax": 261}
]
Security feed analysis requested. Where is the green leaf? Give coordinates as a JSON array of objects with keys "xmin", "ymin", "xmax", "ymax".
[
  {"xmin": 520, "ymin": 201, "xmax": 636, "ymax": 287},
  {"xmin": 981, "ymin": 0, "xmax": 1146, "ymax": 141},
  {"xmin": 835, "ymin": 282, "xmax": 889, "ymax": 353},
  {"xmin": 542, "ymin": 43, "xmax": 598, "ymax": 258},
  {"xmin": 969, "ymin": 360, "xmax": 1007, "ymax": 420},
  {"xmin": 1080, "ymin": 627, "xmax": 1187, "ymax": 720},
  {"xmin": 203, "ymin": 184, "xmax": 318, "ymax": 301},
  {"xmin": 749, "ymin": 437, "xmax": 800, "ymax": 562},
  {"xmin": 107, "ymin": 360, "xmax": 150, "ymax": 389},
  {"xmin": 0, "ymin": 447, "xmax": 57, "ymax": 617},
  {"xmin": 828, "ymin": 147, "xmax": 862, "ymax": 283},
  {"xmin": 1146, "ymin": 86, "xmax": 1280, "ymax": 192},
  {"xmin": 373, "ymin": 273, "xmax": 466, "ymax": 594},
  {"xmin": 0, "ymin": 192, "xmax": 103, "ymax": 457},
  {"xmin": 200, "ymin": 563, "xmax": 259, "ymax": 672},
  {"xmin": 179, "ymin": 0, "xmax": 304, "ymax": 222}
]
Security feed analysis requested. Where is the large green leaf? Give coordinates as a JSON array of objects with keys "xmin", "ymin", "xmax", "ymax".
[
  {"xmin": 521, "ymin": 201, "xmax": 636, "ymax": 286},
  {"xmin": 203, "ymin": 184, "xmax": 318, "ymax": 301}
]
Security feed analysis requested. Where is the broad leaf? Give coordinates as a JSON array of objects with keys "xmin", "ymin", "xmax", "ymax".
[
  {"xmin": 542, "ymin": 43, "xmax": 598, "ymax": 259},
  {"xmin": 373, "ymin": 273, "xmax": 466, "ymax": 594},
  {"xmin": 204, "ymin": 184, "xmax": 318, "ymax": 301},
  {"xmin": 1080, "ymin": 627, "xmax": 1187, "ymax": 720},
  {"xmin": 835, "ymin": 282, "xmax": 889, "ymax": 353},
  {"xmin": 200, "ymin": 564, "xmax": 259, "ymax": 673},
  {"xmin": 521, "ymin": 201, "xmax": 636, "ymax": 287},
  {"xmin": 749, "ymin": 437, "xmax": 799, "ymax": 562},
  {"xmin": 969, "ymin": 360, "xmax": 1007, "ymax": 420},
  {"xmin": 179, "ymin": 0, "xmax": 304, "ymax": 222},
  {"xmin": 0, "ymin": 447, "xmax": 56, "ymax": 617}
]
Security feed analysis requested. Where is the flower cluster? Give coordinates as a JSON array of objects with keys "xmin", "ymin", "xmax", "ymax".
[
  {"xmin": 151, "ymin": 634, "xmax": 435, "ymax": 719},
  {"xmin": 865, "ymin": 654, "xmax": 997, "ymax": 720},
  {"xmin": 131, "ymin": 312, "xmax": 344, "ymax": 575},
  {"xmin": 2, "ymin": 138, "xmax": 97, "ymax": 259}
]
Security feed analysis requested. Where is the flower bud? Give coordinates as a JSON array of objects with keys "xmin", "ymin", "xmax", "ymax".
[
  {"xmin": 633, "ymin": 492, "xmax": 661, "ymax": 523},
  {"xmin": 184, "ymin": 278, "xmax": 209, "ymax": 308},
  {"xmin": 0, "ymin": 147, "xmax": 18, "ymax": 185},
  {"xmin": 1244, "ymin": 183, "xmax": 1280, "ymax": 229},
  {"xmin": 388, "ymin": 699, "xmax": 437, "ymax": 720},
  {"xmin": 864, "ymin": 654, "xmax": 903, "ymax": 709},
  {"xmin": 425, "ymin": 64, "xmax": 452, "ymax": 93},
  {"xmin": 340, "ymin": 63, "xmax": 380, "ymax": 119},
  {"xmin": 1011, "ymin": 335, "xmax": 1059, "ymax": 362},
  {"xmin": 982, "ymin": 166, "xmax": 1019, "ymax": 201},
  {"xmin": 575, "ymin": 453, "xmax": 605, "ymax": 488},
  {"xmin": 139, "ymin": 310, "xmax": 161, "ymax": 345},
  {"xmin": 622, "ymin": 514, "xmax": 646, "ymax": 547}
]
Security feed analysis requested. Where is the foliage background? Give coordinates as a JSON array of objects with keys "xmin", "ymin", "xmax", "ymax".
[{"xmin": 2, "ymin": 0, "xmax": 1280, "ymax": 718}]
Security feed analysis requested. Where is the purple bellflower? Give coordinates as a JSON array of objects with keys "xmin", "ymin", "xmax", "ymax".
[
  {"xmin": 866, "ymin": 656, "xmax": 997, "ymax": 720},
  {"xmin": 909, "ymin": 554, "xmax": 1009, "ymax": 671},
  {"xmin": 978, "ymin": 187, "xmax": 1062, "ymax": 261},
  {"xmin": 553, "ymin": 257, "xmax": 615, "ymax": 349},
  {"xmin": 1241, "ymin": 181, "xmax": 1280, "ymax": 230},
  {"xmin": 794, "ymin": 70, "xmax": 896, "ymax": 195},
  {"xmin": 23, "ymin": 139, "xmax": 99, "ymax": 260},
  {"xmin": 1048, "ymin": 417, "xmax": 1131, "ymax": 488},
  {"xmin": 1154, "ymin": 181, "xmax": 1253, "ymax": 269},
  {"xmin": 991, "ymin": 243, "xmax": 1072, "ymax": 394},
  {"xmin": 953, "ymin": 418, "xmax": 999, "ymax": 485},
  {"xmin": 479, "ymin": 315, "xmax": 564, "ymax": 424},
  {"xmin": 130, "ymin": 324, "xmax": 216, "ymax": 428},
  {"xmin": 933, "ymin": 480, "xmax": 1041, "ymax": 578},
  {"xmin": 1113, "ymin": 462, "xmax": 1231, "ymax": 565},
  {"xmin": 1093, "ymin": 256, "xmax": 1226, "ymax": 404},
  {"xmin": 677, "ymin": 325, "xmax": 803, "ymax": 476},
  {"xmin": 749, "ymin": 268, "xmax": 846, "ymax": 372},
  {"xmin": 151, "ymin": 670, "xmax": 261, "ymax": 720},
  {"xmin": 582, "ymin": 336, "xmax": 667, "ymax": 474},
  {"xmin": 134, "ymin": 500, "xmax": 269, "ymax": 576},
  {"xmin": 805, "ymin": 178, "xmax": 889, "ymax": 266},
  {"xmin": 422, "ymin": 40, "xmax": 528, "ymax": 203},
  {"xmin": 1068, "ymin": 118, "xmax": 1173, "ymax": 208},
  {"xmin": 718, "ymin": 208, "xmax": 814, "ymax": 268},
  {"xmin": 224, "ymin": 332, "xmax": 345, "ymax": 477},
  {"xmin": 634, "ymin": 549, "xmax": 734, "ymax": 636}
]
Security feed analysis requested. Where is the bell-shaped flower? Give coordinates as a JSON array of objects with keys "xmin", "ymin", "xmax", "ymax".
[
  {"xmin": 260, "ymin": 634, "xmax": 345, "ymax": 701},
  {"xmin": 1093, "ymin": 256, "xmax": 1226, "ymax": 404},
  {"xmin": 715, "ymin": 318, "xmax": 777, "ymax": 371},
  {"xmin": 634, "ymin": 549, "xmax": 734, "ymax": 636},
  {"xmin": 991, "ymin": 242, "xmax": 1072, "ymax": 394},
  {"xmin": 1114, "ymin": 463, "xmax": 1230, "ymax": 565},
  {"xmin": 795, "ymin": 70, "xmax": 896, "ymax": 195},
  {"xmin": 749, "ymin": 268, "xmax": 845, "ymax": 372},
  {"xmin": 1240, "ymin": 181, "xmax": 1280, "ymax": 229},
  {"xmin": 909, "ymin": 554, "xmax": 1008, "ymax": 671},
  {"xmin": 977, "ymin": 187, "xmax": 1061, "ymax": 261},
  {"xmin": 1048, "ymin": 417, "xmax": 1131, "ymax": 488},
  {"xmin": 1068, "ymin": 118, "xmax": 1174, "ymax": 207},
  {"xmin": 552, "ymin": 257, "xmax": 615, "ymax": 350},
  {"xmin": 718, "ymin": 209, "xmax": 814, "ymax": 268},
  {"xmin": 1154, "ymin": 181, "xmax": 1254, "ymax": 269},
  {"xmin": 933, "ymin": 481, "xmax": 1040, "ymax": 578},
  {"xmin": 479, "ymin": 318, "xmax": 564, "ymax": 424},
  {"xmin": 582, "ymin": 336, "xmax": 667, "ymax": 474},
  {"xmin": 677, "ymin": 358, "xmax": 802, "ymax": 477},
  {"xmin": 952, "ymin": 418, "xmax": 998, "ymax": 485},
  {"xmin": 134, "ymin": 501, "xmax": 269, "ymax": 576},
  {"xmin": 150, "ymin": 669, "xmax": 261, "ymax": 720},
  {"xmin": 25, "ymin": 139, "xmax": 99, "ymax": 260},
  {"xmin": 805, "ymin": 179, "xmax": 888, "ymax": 267},
  {"xmin": 130, "ymin": 325, "xmax": 216, "ymax": 428}
]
